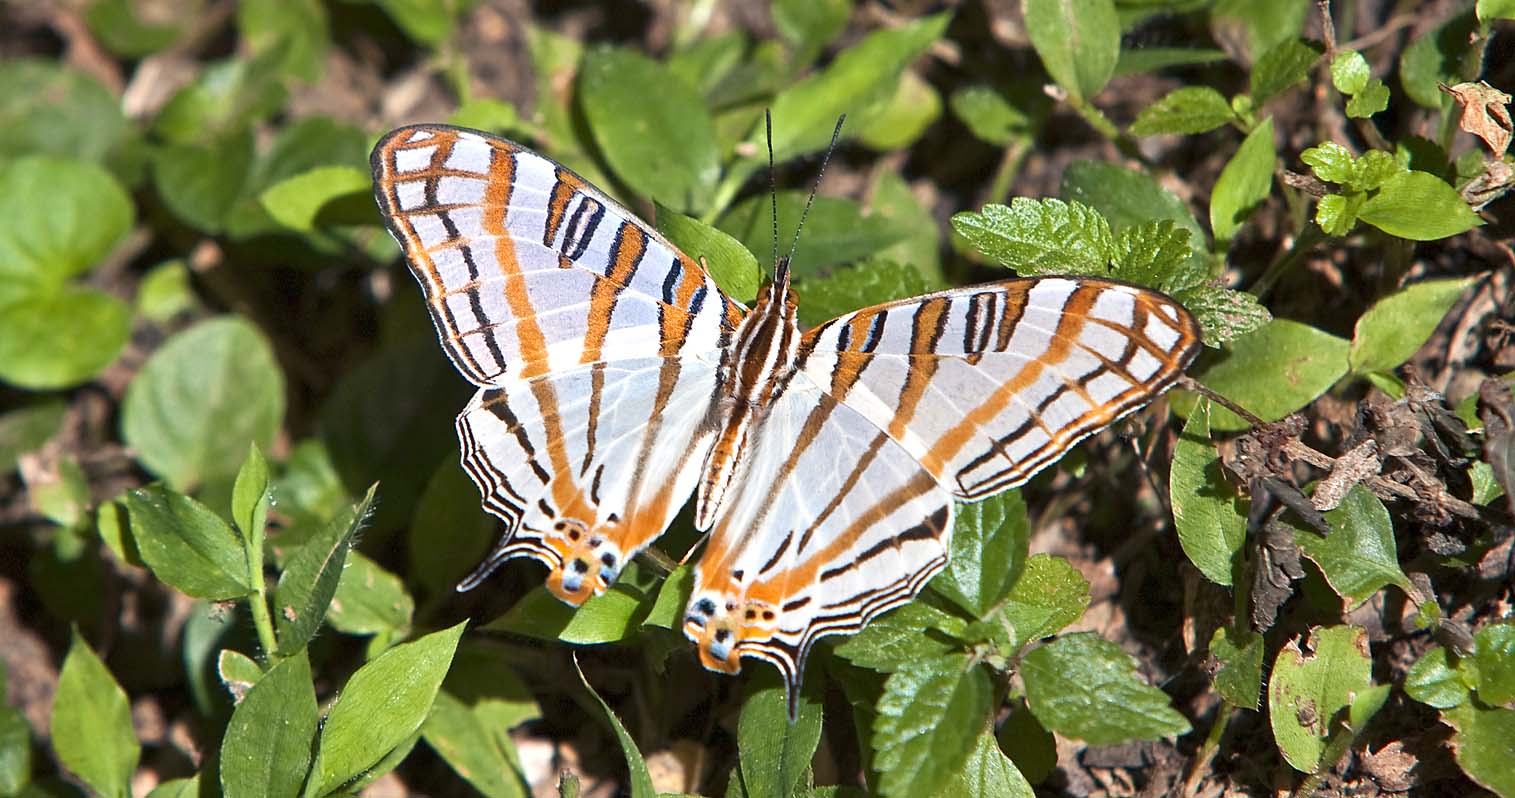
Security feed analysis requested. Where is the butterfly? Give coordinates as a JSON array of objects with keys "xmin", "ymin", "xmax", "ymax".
[{"xmin": 370, "ymin": 124, "xmax": 1203, "ymax": 705}]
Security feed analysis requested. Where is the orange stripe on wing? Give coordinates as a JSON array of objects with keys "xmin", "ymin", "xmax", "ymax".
[
  {"xmin": 479, "ymin": 149, "xmax": 552, "ymax": 379},
  {"xmin": 582, "ymin": 223, "xmax": 647, "ymax": 363}
]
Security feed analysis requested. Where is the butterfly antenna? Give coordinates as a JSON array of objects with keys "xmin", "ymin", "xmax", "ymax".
[
  {"xmin": 782, "ymin": 115, "xmax": 846, "ymax": 281},
  {"xmin": 767, "ymin": 109, "xmax": 780, "ymax": 275}
]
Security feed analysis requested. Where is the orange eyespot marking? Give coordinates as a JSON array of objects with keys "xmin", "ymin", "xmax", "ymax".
[
  {"xmin": 683, "ymin": 591, "xmax": 779, "ymax": 675},
  {"xmin": 540, "ymin": 518, "xmax": 625, "ymax": 606}
]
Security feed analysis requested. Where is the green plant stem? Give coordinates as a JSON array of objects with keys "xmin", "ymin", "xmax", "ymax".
[
  {"xmin": 983, "ymin": 137, "xmax": 1031, "ymax": 206},
  {"xmin": 1182, "ymin": 703, "xmax": 1232, "ymax": 798},
  {"xmin": 1249, "ymin": 223, "xmax": 1328, "ymax": 299},
  {"xmin": 701, "ymin": 158, "xmax": 761, "ymax": 226},
  {"xmin": 1065, "ymin": 94, "xmax": 1144, "ymax": 164},
  {"xmin": 248, "ymin": 572, "xmax": 280, "ymax": 663}
]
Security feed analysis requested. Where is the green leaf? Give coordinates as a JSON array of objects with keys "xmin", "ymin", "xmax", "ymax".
[
  {"xmin": 1350, "ymin": 277, "xmax": 1474, "ymax": 375},
  {"xmin": 950, "ymin": 85, "xmax": 1033, "ymax": 146},
  {"xmin": 1345, "ymin": 80, "xmax": 1390, "ymax": 118},
  {"xmin": 28, "ymin": 456, "xmax": 89, "ymax": 530},
  {"xmin": 374, "ymin": 0, "xmax": 475, "ymax": 46},
  {"xmin": 1405, "ymin": 646, "xmax": 1470, "ymax": 709},
  {"xmin": 0, "ymin": 400, "xmax": 66, "ymax": 474},
  {"xmin": 152, "ymin": 133, "xmax": 256, "ymax": 233},
  {"xmin": 997, "ymin": 554, "xmax": 1090, "ymax": 650},
  {"xmin": 0, "ymin": 287, "xmax": 131, "ymax": 391},
  {"xmin": 1210, "ymin": 626, "xmax": 1265, "ymax": 709},
  {"xmin": 719, "ymin": 192, "xmax": 903, "ymax": 280},
  {"xmin": 446, "ymin": 99, "xmax": 520, "ymax": 134},
  {"xmin": 1267, "ymin": 625, "xmax": 1372, "ymax": 772},
  {"xmin": 259, "ymin": 166, "xmax": 372, "ymax": 233},
  {"xmin": 1250, "ymin": 39, "xmax": 1322, "ymax": 104},
  {"xmin": 873, "ymin": 654, "xmax": 993, "ymax": 798},
  {"xmin": 1211, "ymin": 0, "xmax": 1310, "ymax": 56},
  {"xmin": 84, "ymin": 0, "xmax": 181, "ymax": 57},
  {"xmin": 1170, "ymin": 400, "xmax": 1247, "ymax": 586},
  {"xmin": 274, "ymin": 485, "xmax": 375, "ymax": 654},
  {"xmin": 121, "ymin": 317, "xmax": 286, "ymax": 491},
  {"xmin": 995, "ymin": 703, "xmax": 1056, "ymax": 786},
  {"xmin": 1172, "ymin": 283, "xmax": 1272, "ymax": 346},
  {"xmin": 0, "ymin": 157, "xmax": 132, "ymax": 286},
  {"xmin": 1114, "ymin": 47, "xmax": 1227, "ymax": 77},
  {"xmin": 642, "ymin": 564, "xmax": 694, "ymax": 630},
  {"xmin": 1443, "ymin": 702, "xmax": 1515, "ymax": 797},
  {"xmin": 575, "ymin": 659, "xmax": 655, "ymax": 798},
  {"xmin": 137, "ymin": 259, "xmax": 197, "ymax": 323},
  {"xmin": 1399, "ymin": 11, "xmax": 1476, "ymax": 109},
  {"xmin": 1186, "ymin": 318, "xmax": 1349, "ymax": 431},
  {"xmin": 0, "ymin": 60, "xmax": 130, "ymax": 165},
  {"xmin": 237, "ymin": 0, "xmax": 330, "ymax": 82},
  {"xmin": 220, "ymin": 651, "xmax": 319, "ymax": 798},
  {"xmin": 579, "ymin": 47, "xmax": 719, "ymax": 214},
  {"xmin": 1109, "ymin": 220, "xmax": 1197, "ymax": 292},
  {"xmin": 147, "ymin": 777, "xmax": 200, "ymax": 798},
  {"xmin": 1291, "ymin": 484, "xmax": 1412, "ymax": 608},
  {"xmin": 794, "ymin": 260, "xmax": 928, "ymax": 329},
  {"xmin": 764, "ymin": 13, "xmax": 950, "ymax": 162},
  {"xmin": 153, "ymin": 55, "xmax": 286, "ymax": 144},
  {"xmin": 931, "ymin": 492, "xmax": 1028, "ymax": 617},
  {"xmin": 736, "ymin": 670, "xmax": 822, "ymax": 798},
  {"xmin": 327, "ymin": 551, "xmax": 415, "ymax": 636},
  {"xmin": 1210, "ymin": 118, "xmax": 1276, "ymax": 242},
  {"xmin": 950, "ymin": 199, "xmax": 1113, "ymax": 276},
  {"xmin": 932, "ymin": 728, "xmax": 1035, "ymax": 798},
  {"xmin": 772, "ymin": 0, "xmax": 851, "ymax": 62},
  {"xmin": 52, "ymin": 632, "xmax": 139, "ymax": 798},
  {"xmin": 1480, "ymin": 0, "xmax": 1515, "ymax": 22},
  {"xmin": 308, "ymin": 621, "xmax": 467, "ymax": 797},
  {"xmin": 1024, "ymin": 0, "xmax": 1119, "ymax": 102},
  {"xmin": 1302, "ymin": 141, "xmax": 1356, "ymax": 184},
  {"xmin": 483, "ymin": 569, "xmax": 652, "ymax": 645},
  {"xmin": 1059, "ymin": 161, "xmax": 1207, "ymax": 261},
  {"xmin": 232, "ymin": 444, "xmax": 271, "ymax": 546},
  {"xmin": 1314, "ymin": 192, "xmax": 1362, "ymax": 237},
  {"xmin": 1021, "ymin": 633, "xmax": 1191, "ymax": 745},
  {"xmin": 1130, "ymin": 87, "xmax": 1234, "ymax": 136},
  {"xmin": 420, "ymin": 690, "xmax": 528, "ymax": 798},
  {"xmin": 218, "ymin": 649, "xmax": 265, "ymax": 702},
  {"xmin": 655, "ymin": 204, "xmax": 761, "ymax": 303},
  {"xmin": 833, "ymin": 600, "xmax": 968, "ymax": 672},
  {"xmin": 1472, "ymin": 622, "xmax": 1515, "ymax": 706},
  {"xmin": 446, "ymin": 640, "xmax": 542, "ymax": 732},
  {"xmin": 1330, "ymin": 50, "xmax": 1371, "ymax": 95},
  {"xmin": 853, "ymin": 70, "xmax": 942, "ymax": 152},
  {"xmin": 0, "ymin": 703, "xmax": 32, "ymax": 796},
  {"xmin": 410, "ymin": 461, "xmax": 497, "ymax": 596},
  {"xmin": 1358, "ymin": 171, "xmax": 1481, "ymax": 240},
  {"xmin": 123, "ymin": 484, "xmax": 253, "ymax": 600},
  {"xmin": 872, "ymin": 170, "xmax": 945, "ymax": 286}
]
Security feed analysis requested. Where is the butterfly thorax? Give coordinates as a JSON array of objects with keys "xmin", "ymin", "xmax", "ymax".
[{"xmin": 694, "ymin": 263, "xmax": 802, "ymax": 531}]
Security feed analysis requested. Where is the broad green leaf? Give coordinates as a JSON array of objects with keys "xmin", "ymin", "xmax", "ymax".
[
  {"xmin": 1350, "ymin": 277, "xmax": 1475, "ymax": 375},
  {"xmin": 1250, "ymin": 39, "xmax": 1322, "ymax": 105},
  {"xmin": 1267, "ymin": 625, "xmax": 1372, "ymax": 771},
  {"xmin": 853, "ymin": 69, "xmax": 942, "ymax": 152},
  {"xmin": 84, "ymin": 0, "xmax": 181, "ymax": 56},
  {"xmin": 1211, "ymin": 0, "xmax": 1310, "ymax": 56},
  {"xmin": 1330, "ymin": 50, "xmax": 1371, "ymax": 95},
  {"xmin": 1021, "ymin": 633, "xmax": 1191, "ymax": 744},
  {"xmin": 153, "ymin": 55, "xmax": 286, "ymax": 144},
  {"xmin": 0, "ymin": 704, "xmax": 32, "ymax": 796},
  {"xmin": 874, "ymin": 654, "xmax": 993, "ymax": 798},
  {"xmin": 950, "ymin": 85, "xmax": 1033, "ymax": 146},
  {"xmin": 0, "ymin": 287, "xmax": 131, "ymax": 391},
  {"xmin": 931, "ymin": 728, "xmax": 1034, "ymax": 798},
  {"xmin": 0, "ymin": 60, "xmax": 129, "ymax": 165},
  {"xmin": 1472, "ymin": 622, "xmax": 1515, "ymax": 706},
  {"xmin": 1399, "ymin": 11, "xmax": 1476, "ymax": 109},
  {"xmin": 765, "ymin": 13, "xmax": 950, "ymax": 162},
  {"xmin": 1443, "ymin": 702, "xmax": 1515, "ymax": 797},
  {"xmin": 122, "ymin": 317, "xmax": 285, "ymax": 491},
  {"xmin": 794, "ymin": 260, "xmax": 928, "ymax": 329},
  {"xmin": 872, "ymin": 170, "xmax": 945, "ymax": 286},
  {"xmin": 575, "ymin": 659, "xmax": 655, "ymax": 798},
  {"xmin": 409, "ymin": 461, "xmax": 497, "ymax": 596},
  {"xmin": 736, "ymin": 670, "xmax": 822, "ymax": 798},
  {"xmin": 995, "ymin": 703, "xmax": 1056, "ymax": 786},
  {"xmin": 1186, "ymin": 318, "xmax": 1349, "ymax": 430},
  {"xmin": 932, "ymin": 492, "xmax": 1028, "ymax": 617},
  {"xmin": 259, "ymin": 166, "xmax": 372, "ymax": 232},
  {"xmin": 153, "ymin": 134, "xmax": 256, "ymax": 233},
  {"xmin": 237, "ymin": 0, "xmax": 329, "ymax": 82},
  {"xmin": 668, "ymin": 31, "xmax": 749, "ymax": 102},
  {"xmin": 1405, "ymin": 646, "xmax": 1469, "ymax": 708},
  {"xmin": 834, "ymin": 600, "xmax": 968, "ymax": 672},
  {"xmin": 137, "ymin": 259, "xmax": 197, "ymax": 323},
  {"xmin": 220, "ymin": 652, "xmax": 318, "ymax": 798},
  {"xmin": 580, "ymin": 47, "xmax": 719, "ymax": 213},
  {"xmin": 1024, "ymin": 0, "xmax": 1119, "ymax": 102},
  {"xmin": 327, "ymin": 551, "xmax": 415, "ymax": 636},
  {"xmin": 1293, "ymin": 485, "xmax": 1412, "ymax": 608},
  {"xmin": 123, "ymin": 484, "xmax": 253, "ymax": 600},
  {"xmin": 1059, "ymin": 161, "xmax": 1207, "ymax": 266},
  {"xmin": 147, "ymin": 777, "xmax": 200, "ymax": 798},
  {"xmin": 52, "ymin": 632, "xmax": 139, "ymax": 798},
  {"xmin": 445, "ymin": 640, "xmax": 542, "ymax": 732},
  {"xmin": 374, "ymin": 0, "xmax": 476, "ymax": 46},
  {"xmin": 483, "ymin": 562, "xmax": 655, "ymax": 644},
  {"xmin": 997, "ymin": 554, "xmax": 1090, "ymax": 650},
  {"xmin": 642, "ymin": 564, "xmax": 694, "ymax": 630},
  {"xmin": 951, "ymin": 199, "xmax": 1114, "ymax": 276},
  {"xmin": 1170, "ymin": 400, "xmax": 1247, "ymax": 586},
  {"xmin": 1209, "ymin": 626, "xmax": 1264, "ymax": 709},
  {"xmin": 1210, "ymin": 118, "xmax": 1276, "ymax": 242},
  {"xmin": 719, "ymin": 192, "xmax": 903, "ymax": 280},
  {"xmin": 1358, "ymin": 170, "xmax": 1480, "ymax": 240},
  {"xmin": 0, "ymin": 400, "xmax": 66, "ymax": 474},
  {"xmin": 1114, "ymin": 47, "xmax": 1226, "ymax": 76},
  {"xmin": 274, "ymin": 485, "xmax": 375, "ymax": 654},
  {"xmin": 655, "ymin": 204, "xmax": 761, "ymax": 303},
  {"xmin": 308, "ymin": 622, "xmax": 466, "ymax": 797},
  {"xmin": 446, "ymin": 99, "xmax": 520, "ymax": 134},
  {"xmin": 1129, "ymin": 87, "xmax": 1234, "ymax": 136},
  {"xmin": 0, "ymin": 157, "xmax": 132, "ymax": 285},
  {"xmin": 772, "ymin": 0, "xmax": 851, "ymax": 62},
  {"xmin": 420, "ymin": 690, "xmax": 528, "ymax": 798},
  {"xmin": 1480, "ymin": 0, "xmax": 1515, "ymax": 22}
]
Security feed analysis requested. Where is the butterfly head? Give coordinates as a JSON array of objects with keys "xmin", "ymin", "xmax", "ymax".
[
  {"xmin": 683, "ymin": 590, "xmax": 780, "ymax": 674},
  {"xmin": 542, "ymin": 518, "xmax": 624, "ymax": 606}
]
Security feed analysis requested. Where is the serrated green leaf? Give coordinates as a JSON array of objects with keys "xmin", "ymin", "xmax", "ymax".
[
  {"xmin": 123, "ymin": 484, "xmax": 252, "ymax": 600},
  {"xmin": 1172, "ymin": 284, "xmax": 1271, "ymax": 346},
  {"xmin": 327, "ymin": 550, "xmax": 414, "ymax": 636},
  {"xmin": 122, "ymin": 317, "xmax": 285, "ymax": 491},
  {"xmin": 932, "ymin": 728, "xmax": 1035, "ymax": 798},
  {"xmin": 274, "ymin": 485, "xmax": 374, "ymax": 654},
  {"xmin": 1211, "ymin": 118, "xmax": 1276, "ymax": 242},
  {"xmin": 874, "ymin": 654, "xmax": 993, "ymax": 798},
  {"xmin": 1267, "ymin": 625, "xmax": 1372, "ymax": 771},
  {"xmin": 1171, "ymin": 400, "xmax": 1247, "ymax": 586},
  {"xmin": 1330, "ymin": 51, "xmax": 1371, "ymax": 95},
  {"xmin": 1022, "ymin": 632, "xmax": 1191, "ymax": 744},
  {"xmin": 1130, "ymin": 87, "xmax": 1234, "ymax": 136},
  {"xmin": 655, "ymin": 204, "xmax": 761, "ymax": 303},
  {"xmin": 220, "ymin": 651, "xmax": 318, "ymax": 798},
  {"xmin": 580, "ymin": 47, "xmax": 719, "ymax": 214},
  {"xmin": 1109, "ymin": 220, "xmax": 1195, "ymax": 291},
  {"xmin": 575, "ymin": 659, "xmax": 655, "ymax": 798},
  {"xmin": 308, "ymin": 622, "xmax": 466, "ymax": 797},
  {"xmin": 1059, "ymin": 161, "xmax": 1207, "ymax": 265},
  {"xmin": 951, "ymin": 199, "xmax": 1114, "ymax": 276},
  {"xmin": 834, "ymin": 599, "xmax": 968, "ymax": 672},
  {"xmin": 1302, "ymin": 142, "xmax": 1356, "ymax": 184},
  {"xmin": 1024, "ymin": 0, "xmax": 1119, "ymax": 102},
  {"xmin": 997, "ymin": 554, "xmax": 1090, "ymax": 650},
  {"xmin": 1315, "ymin": 192, "xmax": 1363, "ymax": 236},
  {"xmin": 1345, "ymin": 80, "xmax": 1390, "ymax": 118},
  {"xmin": 1352, "ymin": 150, "xmax": 1401, "ymax": 192},
  {"xmin": 794, "ymin": 260, "xmax": 928, "ymax": 329},
  {"xmin": 1187, "ymin": 318, "xmax": 1349, "ymax": 430},
  {"xmin": 1359, "ymin": 170, "xmax": 1481, "ymax": 240},
  {"xmin": 1443, "ymin": 701, "xmax": 1515, "ymax": 797},
  {"xmin": 736, "ymin": 670, "xmax": 822, "ymax": 798},
  {"xmin": 1210, "ymin": 626, "xmax": 1264, "ymax": 709},
  {"xmin": 52, "ymin": 632, "xmax": 139, "ymax": 798},
  {"xmin": 1472, "ymin": 622, "xmax": 1515, "ymax": 706},
  {"xmin": 931, "ymin": 492, "xmax": 1028, "ymax": 617},
  {"xmin": 1350, "ymin": 277, "xmax": 1474, "ymax": 375},
  {"xmin": 1250, "ymin": 39, "xmax": 1322, "ymax": 104}
]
